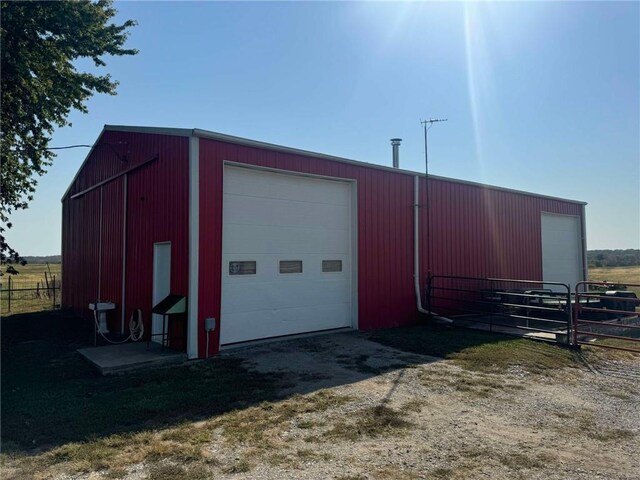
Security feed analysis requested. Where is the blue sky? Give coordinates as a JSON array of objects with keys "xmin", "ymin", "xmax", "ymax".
[{"xmin": 7, "ymin": 1, "xmax": 639, "ymax": 254}]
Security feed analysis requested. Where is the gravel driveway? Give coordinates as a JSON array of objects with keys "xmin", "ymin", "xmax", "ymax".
[
  {"xmin": 209, "ymin": 331, "xmax": 639, "ymax": 480},
  {"xmin": 4, "ymin": 329, "xmax": 638, "ymax": 480}
]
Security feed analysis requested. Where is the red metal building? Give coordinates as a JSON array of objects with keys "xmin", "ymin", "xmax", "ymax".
[{"xmin": 62, "ymin": 125, "xmax": 587, "ymax": 359}]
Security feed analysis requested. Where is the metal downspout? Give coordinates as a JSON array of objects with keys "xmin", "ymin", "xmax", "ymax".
[{"xmin": 414, "ymin": 175, "xmax": 452, "ymax": 323}]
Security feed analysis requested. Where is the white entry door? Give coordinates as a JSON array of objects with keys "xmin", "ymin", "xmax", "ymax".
[
  {"xmin": 220, "ymin": 166, "xmax": 354, "ymax": 345},
  {"xmin": 541, "ymin": 213, "xmax": 583, "ymax": 290},
  {"xmin": 152, "ymin": 242, "xmax": 171, "ymax": 344}
]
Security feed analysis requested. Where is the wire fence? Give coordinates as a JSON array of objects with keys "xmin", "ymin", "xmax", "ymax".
[{"xmin": 0, "ymin": 276, "xmax": 61, "ymax": 315}]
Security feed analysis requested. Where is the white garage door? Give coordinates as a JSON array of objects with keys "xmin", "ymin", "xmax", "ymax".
[
  {"xmin": 220, "ymin": 165, "xmax": 354, "ymax": 345},
  {"xmin": 541, "ymin": 213, "xmax": 583, "ymax": 290}
]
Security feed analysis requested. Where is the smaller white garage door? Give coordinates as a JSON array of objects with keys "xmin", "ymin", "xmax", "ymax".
[
  {"xmin": 541, "ymin": 213, "xmax": 583, "ymax": 290},
  {"xmin": 220, "ymin": 166, "xmax": 354, "ymax": 345}
]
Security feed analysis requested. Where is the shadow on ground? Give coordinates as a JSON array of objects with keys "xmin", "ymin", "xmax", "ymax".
[{"xmin": 1, "ymin": 311, "xmax": 512, "ymax": 454}]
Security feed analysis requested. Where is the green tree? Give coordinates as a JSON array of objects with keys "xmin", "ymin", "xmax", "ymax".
[{"xmin": 1, "ymin": 0, "xmax": 137, "ymax": 262}]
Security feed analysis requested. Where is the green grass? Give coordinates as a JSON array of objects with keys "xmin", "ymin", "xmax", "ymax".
[
  {"xmin": 1, "ymin": 311, "xmax": 283, "ymax": 453},
  {"xmin": 368, "ymin": 325, "xmax": 584, "ymax": 374},
  {"xmin": 211, "ymin": 390, "xmax": 352, "ymax": 447}
]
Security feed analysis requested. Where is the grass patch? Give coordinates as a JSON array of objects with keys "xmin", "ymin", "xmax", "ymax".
[
  {"xmin": 369, "ymin": 325, "xmax": 583, "ymax": 375},
  {"xmin": 296, "ymin": 419, "xmax": 326, "ymax": 429},
  {"xmin": 498, "ymin": 452, "xmax": 544, "ymax": 470},
  {"xmin": 401, "ymin": 398, "xmax": 427, "ymax": 413},
  {"xmin": 430, "ymin": 467, "xmax": 454, "ymax": 479},
  {"xmin": 324, "ymin": 405, "xmax": 412, "ymax": 441},
  {"xmin": 449, "ymin": 339, "xmax": 581, "ymax": 375},
  {"xmin": 148, "ymin": 463, "xmax": 187, "ymax": 480},
  {"xmin": 267, "ymin": 448, "xmax": 332, "ymax": 468},
  {"xmin": 213, "ymin": 390, "xmax": 352, "ymax": 448},
  {"xmin": 374, "ymin": 467, "xmax": 420, "ymax": 480},
  {"xmin": 419, "ymin": 367, "xmax": 525, "ymax": 398},
  {"xmin": 222, "ymin": 458, "xmax": 252, "ymax": 474},
  {"xmin": 581, "ymin": 339, "xmax": 640, "ymax": 364},
  {"xmin": 1, "ymin": 312, "xmax": 284, "ymax": 452},
  {"xmin": 556, "ymin": 410, "xmax": 636, "ymax": 443}
]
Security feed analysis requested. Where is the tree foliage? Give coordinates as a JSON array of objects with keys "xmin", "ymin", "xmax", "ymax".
[
  {"xmin": 0, "ymin": 0, "xmax": 137, "ymax": 262},
  {"xmin": 588, "ymin": 249, "xmax": 640, "ymax": 268}
]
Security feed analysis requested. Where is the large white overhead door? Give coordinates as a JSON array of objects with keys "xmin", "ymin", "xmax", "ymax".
[
  {"xmin": 541, "ymin": 213, "xmax": 583, "ymax": 290},
  {"xmin": 220, "ymin": 165, "xmax": 354, "ymax": 345}
]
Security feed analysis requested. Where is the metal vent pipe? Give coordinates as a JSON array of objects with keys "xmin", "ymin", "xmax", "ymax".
[{"xmin": 390, "ymin": 138, "xmax": 402, "ymax": 168}]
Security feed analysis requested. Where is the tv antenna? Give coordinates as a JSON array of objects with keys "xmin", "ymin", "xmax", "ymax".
[{"xmin": 420, "ymin": 118, "xmax": 448, "ymax": 281}]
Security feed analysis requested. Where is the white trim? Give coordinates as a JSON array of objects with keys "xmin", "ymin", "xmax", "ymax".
[
  {"xmin": 98, "ymin": 186, "xmax": 103, "ymax": 301},
  {"xmin": 187, "ymin": 136, "xmax": 199, "ymax": 359},
  {"xmin": 105, "ymin": 124, "xmax": 193, "ymax": 137},
  {"xmin": 152, "ymin": 241, "xmax": 172, "ymax": 344},
  {"xmin": 350, "ymin": 180, "xmax": 358, "ymax": 330},
  {"xmin": 580, "ymin": 205, "xmax": 588, "ymax": 282}
]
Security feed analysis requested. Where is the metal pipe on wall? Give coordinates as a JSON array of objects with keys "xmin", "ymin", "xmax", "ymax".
[
  {"xmin": 98, "ymin": 185, "xmax": 103, "ymax": 301},
  {"xmin": 414, "ymin": 175, "xmax": 452, "ymax": 323},
  {"xmin": 120, "ymin": 173, "xmax": 128, "ymax": 333}
]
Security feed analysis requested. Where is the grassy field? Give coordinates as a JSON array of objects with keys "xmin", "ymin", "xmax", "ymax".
[
  {"xmin": 1, "ymin": 262, "xmax": 61, "ymax": 284},
  {"xmin": 1, "ymin": 263, "xmax": 61, "ymax": 316},
  {"xmin": 589, "ymin": 265, "xmax": 639, "ymax": 296}
]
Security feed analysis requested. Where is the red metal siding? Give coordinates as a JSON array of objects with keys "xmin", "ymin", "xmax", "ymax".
[
  {"xmin": 198, "ymin": 137, "xmax": 584, "ymax": 357},
  {"xmin": 100, "ymin": 177, "xmax": 124, "ymax": 331},
  {"xmin": 422, "ymin": 177, "xmax": 582, "ymax": 280},
  {"xmin": 63, "ymin": 127, "xmax": 585, "ymax": 360},
  {"xmin": 197, "ymin": 138, "xmax": 419, "ymax": 357},
  {"xmin": 61, "ymin": 131, "xmax": 189, "ymax": 343}
]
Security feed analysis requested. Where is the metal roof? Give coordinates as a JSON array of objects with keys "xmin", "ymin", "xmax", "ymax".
[{"xmin": 61, "ymin": 124, "xmax": 587, "ymax": 206}]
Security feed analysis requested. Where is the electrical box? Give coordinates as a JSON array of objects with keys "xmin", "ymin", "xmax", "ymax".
[{"xmin": 205, "ymin": 317, "xmax": 216, "ymax": 332}]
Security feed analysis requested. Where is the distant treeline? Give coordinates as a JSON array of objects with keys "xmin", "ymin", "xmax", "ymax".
[
  {"xmin": 21, "ymin": 255, "xmax": 62, "ymax": 264},
  {"xmin": 9, "ymin": 251, "xmax": 640, "ymax": 268},
  {"xmin": 588, "ymin": 249, "xmax": 640, "ymax": 268}
]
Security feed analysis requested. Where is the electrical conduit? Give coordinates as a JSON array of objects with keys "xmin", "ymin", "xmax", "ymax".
[{"xmin": 414, "ymin": 175, "xmax": 453, "ymax": 324}]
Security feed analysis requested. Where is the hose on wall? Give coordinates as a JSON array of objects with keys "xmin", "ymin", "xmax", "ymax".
[{"xmin": 93, "ymin": 307, "xmax": 145, "ymax": 344}]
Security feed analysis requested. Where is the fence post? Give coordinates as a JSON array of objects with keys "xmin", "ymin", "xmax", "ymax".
[
  {"xmin": 7, "ymin": 275, "xmax": 11, "ymax": 312},
  {"xmin": 566, "ymin": 284, "xmax": 572, "ymax": 346},
  {"xmin": 52, "ymin": 275, "xmax": 56, "ymax": 309}
]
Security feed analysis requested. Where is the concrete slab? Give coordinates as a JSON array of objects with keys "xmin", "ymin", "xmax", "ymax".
[{"xmin": 77, "ymin": 342, "xmax": 187, "ymax": 375}]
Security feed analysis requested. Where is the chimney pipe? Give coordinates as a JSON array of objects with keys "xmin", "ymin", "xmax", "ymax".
[{"xmin": 390, "ymin": 138, "xmax": 402, "ymax": 168}]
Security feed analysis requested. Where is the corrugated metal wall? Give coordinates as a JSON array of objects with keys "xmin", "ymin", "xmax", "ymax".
[
  {"xmin": 197, "ymin": 139, "xmax": 408, "ymax": 356},
  {"xmin": 421, "ymin": 177, "xmax": 583, "ymax": 280},
  {"xmin": 63, "ymin": 128, "xmax": 585, "ymax": 359},
  {"xmin": 197, "ymin": 137, "xmax": 584, "ymax": 356},
  {"xmin": 61, "ymin": 131, "xmax": 189, "ymax": 340}
]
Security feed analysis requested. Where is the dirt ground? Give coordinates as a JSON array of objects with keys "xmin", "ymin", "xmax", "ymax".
[
  {"xmin": 3, "ymin": 329, "xmax": 639, "ymax": 480},
  {"xmin": 212, "ymin": 333, "xmax": 639, "ymax": 480}
]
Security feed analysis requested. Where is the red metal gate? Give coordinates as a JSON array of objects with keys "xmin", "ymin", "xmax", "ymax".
[{"xmin": 573, "ymin": 281, "xmax": 640, "ymax": 353}]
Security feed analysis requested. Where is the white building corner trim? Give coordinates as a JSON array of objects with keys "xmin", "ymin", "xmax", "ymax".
[{"xmin": 187, "ymin": 136, "xmax": 200, "ymax": 359}]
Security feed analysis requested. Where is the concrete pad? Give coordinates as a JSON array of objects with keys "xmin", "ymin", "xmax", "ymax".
[
  {"xmin": 77, "ymin": 342, "xmax": 186, "ymax": 375},
  {"xmin": 222, "ymin": 331, "xmax": 441, "ymax": 395}
]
